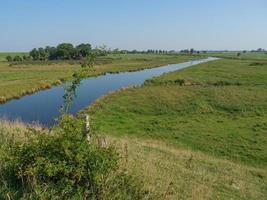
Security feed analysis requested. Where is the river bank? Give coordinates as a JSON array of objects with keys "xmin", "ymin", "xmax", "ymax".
[
  {"xmin": 0, "ymin": 54, "xmax": 202, "ymax": 104},
  {"xmin": 0, "ymin": 57, "xmax": 213, "ymax": 126}
]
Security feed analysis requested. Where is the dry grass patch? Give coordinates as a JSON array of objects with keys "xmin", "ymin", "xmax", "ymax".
[{"xmin": 0, "ymin": 119, "xmax": 43, "ymax": 143}]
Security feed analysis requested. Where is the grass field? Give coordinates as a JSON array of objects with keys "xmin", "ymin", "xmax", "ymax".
[
  {"xmin": 147, "ymin": 58, "xmax": 267, "ymax": 86},
  {"xmin": 84, "ymin": 58, "xmax": 267, "ymax": 199},
  {"xmin": 0, "ymin": 53, "xmax": 201, "ymax": 103},
  {"xmin": 1, "ymin": 53, "xmax": 266, "ymax": 199},
  {"xmin": 204, "ymin": 51, "xmax": 267, "ymax": 61}
]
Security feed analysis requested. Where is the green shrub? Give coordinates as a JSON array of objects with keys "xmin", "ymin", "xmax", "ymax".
[
  {"xmin": 13, "ymin": 56, "xmax": 23, "ymax": 62},
  {"xmin": 0, "ymin": 115, "xmax": 147, "ymax": 200},
  {"xmin": 5, "ymin": 55, "xmax": 13, "ymax": 62}
]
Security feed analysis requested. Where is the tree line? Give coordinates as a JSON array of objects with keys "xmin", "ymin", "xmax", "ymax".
[
  {"xmin": 6, "ymin": 43, "xmax": 109, "ymax": 62},
  {"xmin": 5, "ymin": 44, "xmax": 215, "ymax": 62}
]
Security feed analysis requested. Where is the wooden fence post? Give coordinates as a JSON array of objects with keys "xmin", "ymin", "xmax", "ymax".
[{"xmin": 84, "ymin": 114, "xmax": 91, "ymax": 144}]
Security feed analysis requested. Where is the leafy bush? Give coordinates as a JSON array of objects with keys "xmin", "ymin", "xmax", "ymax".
[
  {"xmin": 13, "ymin": 56, "xmax": 23, "ymax": 62},
  {"xmin": 5, "ymin": 56, "xmax": 13, "ymax": 62},
  {"xmin": 0, "ymin": 115, "xmax": 147, "ymax": 200}
]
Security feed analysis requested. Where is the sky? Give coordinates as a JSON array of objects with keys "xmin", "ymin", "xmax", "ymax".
[{"xmin": 0, "ymin": 0, "xmax": 267, "ymax": 52}]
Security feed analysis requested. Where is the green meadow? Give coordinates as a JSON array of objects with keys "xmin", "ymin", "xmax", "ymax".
[
  {"xmin": 84, "ymin": 57, "xmax": 267, "ymax": 199},
  {"xmin": 204, "ymin": 51, "xmax": 267, "ymax": 61},
  {"xmin": 0, "ymin": 1, "xmax": 266, "ymax": 199},
  {"xmin": 0, "ymin": 53, "xmax": 266, "ymax": 199}
]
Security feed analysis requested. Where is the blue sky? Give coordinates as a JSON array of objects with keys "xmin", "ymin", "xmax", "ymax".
[{"xmin": 1, "ymin": 0, "xmax": 266, "ymax": 51}]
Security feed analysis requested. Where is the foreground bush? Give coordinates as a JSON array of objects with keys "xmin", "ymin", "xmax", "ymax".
[{"xmin": 0, "ymin": 116, "xmax": 147, "ymax": 200}]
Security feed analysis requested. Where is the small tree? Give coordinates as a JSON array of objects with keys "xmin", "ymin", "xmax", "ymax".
[
  {"xmin": 45, "ymin": 46, "xmax": 57, "ymax": 60},
  {"xmin": 38, "ymin": 47, "xmax": 47, "ymax": 60},
  {"xmin": 30, "ymin": 48, "xmax": 40, "ymax": 60},
  {"xmin": 13, "ymin": 55, "xmax": 22, "ymax": 62},
  {"xmin": 5, "ymin": 55, "xmax": 13, "ymax": 62},
  {"xmin": 76, "ymin": 43, "xmax": 92, "ymax": 58},
  {"xmin": 56, "ymin": 43, "xmax": 75, "ymax": 60}
]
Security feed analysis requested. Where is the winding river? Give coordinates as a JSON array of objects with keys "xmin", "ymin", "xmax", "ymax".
[{"xmin": 0, "ymin": 57, "xmax": 217, "ymax": 126}]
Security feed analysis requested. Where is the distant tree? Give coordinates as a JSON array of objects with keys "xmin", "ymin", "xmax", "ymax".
[
  {"xmin": 120, "ymin": 50, "xmax": 128, "ymax": 54},
  {"xmin": 93, "ymin": 45, "xmax": 109, "ymax": 56},
  {"xmin": 237, "ymin": 52, "xmax": 241, "ymax": 57},
  {"xmin": 45, "ymin": 46, "xmax": 57, "ymax": 60},
  {"xmin": 56, "ymin": 43, "xmax": 75, "ymax": 60},
  {"xmin": 76, "ymin": 43, "xmax": 92, "ymax": 58},
  {"xmin": 38, "ymin": 47, "xmax": 48, "ymax": 60},
  {"xmin": 112, "ymin": 48, "xmax": 120, "ymax": 54},
  {"xmin": 6, "ymin": 55, "xmax": 13, "ymax": 62},
  {"xmin": 30, "ymin": 48, "xmax": 40, "ymax": 60},
  {"xmin": 180, "ymin": 49, "xmax": 189, "ymax": 54},
  {"xmin": 190, "ymin": 48, "xmax": 194, "ymax": 54},
  {"xmin": 243, "ymin": 50, "xmax": 247, "ymax": 53},
  {"xmin": 13, "ymin": 55, "xmax": 22, "ymax": 62}
]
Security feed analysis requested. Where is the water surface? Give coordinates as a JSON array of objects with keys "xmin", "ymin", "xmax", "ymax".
[{"xmin": 0, "ymin": 57, "xmax": 217, "ymax": 126}]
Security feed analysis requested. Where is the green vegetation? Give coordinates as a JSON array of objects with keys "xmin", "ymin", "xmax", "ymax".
[
  {"xmin": 29, "ymin": 43, "xmax": 94, "ymax": 61},
  {"xmin": 5, "ymin": 43, "xmax": 193, "ymax": 63},
  {"xmin": 0, "ymin": 54, "xmax": 153, "ymax": 199},
  {"xmin": 0, "ymin": 53, "xmax": 28, "ymax": 62},
  {"xmin": 147, "ymin": 59, "xmax": 267, "ymax": 86},
  {"xmin": 1, "ymin": 53, "xmax": 266, "ymax": 199},
  {"xmin": 84, "ymin": 58, "xmax": 267, "ymax": 198},
  {"xmin": 4, "ymin": 43, "xmax": 102, "ymax": 62},
  {"xmin": 87, "ymin": 59, "xmax": 267, "ymax": 166},
  {"xmin": 88, "ymin": 84, "xmax": 267, "ymax": 166},
  {"xmin": 0, "ymin": 53, "xmax": 201, "ymax": 103},
  {"xmin": 0, "ymin": 116, "xmax": 148, "ymax": 199},
  {"xmin": 204, "ymin": 51, "xmax": 267, "ymax": 61}
]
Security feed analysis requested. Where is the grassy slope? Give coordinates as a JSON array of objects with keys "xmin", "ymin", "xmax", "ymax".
[
  {"xmin": 85, "ymin": 58, "xmax": 267, "ymax": 199},
  {"xmin": 113, "ymin": 137, "xmax": 266, "ymax": 200},
  {"xmin": 0, "ymin": 53, "xmax": 200, "ymax": 103}
]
